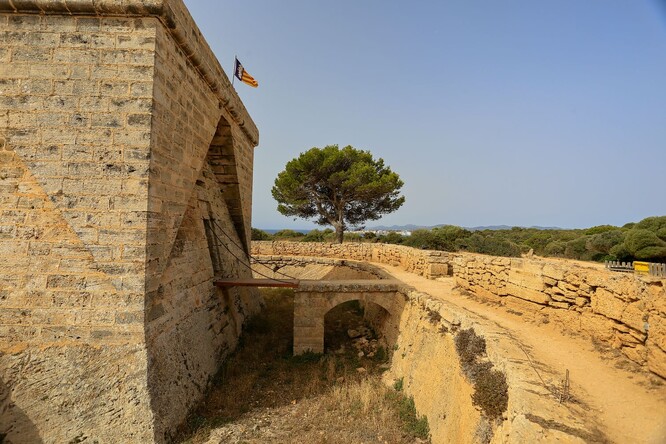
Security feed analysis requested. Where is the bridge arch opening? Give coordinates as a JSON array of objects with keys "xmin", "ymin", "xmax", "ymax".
[{"xmin": 323, "ymin": 299, "xmax": 391, "ymax": 357}]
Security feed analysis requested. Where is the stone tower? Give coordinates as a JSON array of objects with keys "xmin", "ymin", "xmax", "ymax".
[{"xmin": 0, "ymin": 1, "xmax": 261, "ymax": 441}]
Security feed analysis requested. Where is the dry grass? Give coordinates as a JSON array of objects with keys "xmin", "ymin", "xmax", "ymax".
[{"xmin": 176, "ymin": 288, "xmax": 429, "ymax": 444}]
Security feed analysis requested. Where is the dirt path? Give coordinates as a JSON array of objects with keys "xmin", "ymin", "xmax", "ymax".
[{"xmin": 376, "ymin": 263, "xmax": 666, "ymax": 444}]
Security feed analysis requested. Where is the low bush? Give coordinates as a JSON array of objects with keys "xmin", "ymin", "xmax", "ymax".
[
  {"xmin": 471, "ymin": 367, "xmax": 508, "ymax": 419},
  {"xmin": 454, "ymin": 328, "xmax": 508, "ymax": 420},
  {"xmin": 455, "ymin": 328, "xmax": 486, "ymax": 367}
]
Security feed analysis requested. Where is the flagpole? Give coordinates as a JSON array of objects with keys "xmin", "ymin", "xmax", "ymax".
[{"xmin": 231, "ymin": 55, "xmax": 236, "ymax": 86}]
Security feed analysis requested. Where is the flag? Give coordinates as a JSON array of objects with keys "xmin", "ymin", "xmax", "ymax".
[{"xmin": 234, "ymin": 58, "xmax": 258, "ymax": 88}]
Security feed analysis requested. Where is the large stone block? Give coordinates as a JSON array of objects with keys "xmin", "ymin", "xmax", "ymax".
[
  {"xmin": 647, "ymin": 342, "xmax": 666, "ymax": 378},
  {"xmin": 591, "ymin": 288, "xmax": 626, "ymax": 321},
  {"xmin": 621, "ymin": 302, "xmax": 647, "ymax": 333},
  {"xmin": 579, "ymin": 314, "xmax": 615, "ymax": 342},
  {"xmin": 505, "ymin": 281, "xmax": 550, "ymax": 305},
  {"xmin": 507, "ymin": 266, "xmax": 547, "ymax": 292},
  {"xmin": 649, "ymin": 315, "xmax": 666, "ymax": 353},
  {"xmin": 542, "ymin": 264, "xmax": 565, "ymax": 281}
]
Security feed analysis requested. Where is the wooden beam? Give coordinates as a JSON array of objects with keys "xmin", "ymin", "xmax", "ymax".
[{"xmin": 214, "ymin": 278, "xmax": 300, "ymax": 288}]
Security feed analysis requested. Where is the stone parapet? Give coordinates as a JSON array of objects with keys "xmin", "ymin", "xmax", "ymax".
[
  {"xmin": 252, "ymin": 241, "xmax": 450, "ymax": 279},
  {"xmin": 252, "ymin": 255, "xmax": 392, "ymax": 280}
]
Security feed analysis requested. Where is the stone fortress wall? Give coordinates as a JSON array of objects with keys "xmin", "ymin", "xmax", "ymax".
[
  {"xmin": 250, "ymin": 252, "xmax": 614, "ymax": 442},
  {"xmin": 1, "ymin": 1, "xmax": 260, "ymax": 442},
  {"xmin": 252, "ymin": 241, "xmax": 666, "ymax": 379}
]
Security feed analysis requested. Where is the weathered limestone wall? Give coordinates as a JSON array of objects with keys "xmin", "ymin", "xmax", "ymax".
[
  {"xmin": 252, "ymin": 241, "xmax": 450, "ymax": 278},
  {"xmin": 142, "ymin": 7, "xmax": 260, "ymax": 438},
  {"xmin": 252, "ymin": 241, "xmax": 666, "ymax": 378},
  {"xmin": 0, "ymin": 11, "xmax": 158, "ymax": 442},
  {"xmin": 1, "ymin": 1, "xmax": 260, "ymax": 441},
  {"xmin": 145, "ymin": 162, "xmax": 261, "ymax": 440},
  {"xmin": 385, "ymin": 291, "xmax": 482, "ymax": 444},
  {"xmin": 388, "ymin": 288, "xmax": 607, "ymax": 443},
  {"xmin": 451, "ymin": 254, "xmax": 666, "ymax": 378}
]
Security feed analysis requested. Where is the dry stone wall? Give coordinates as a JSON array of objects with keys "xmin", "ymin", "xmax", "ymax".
[
  {"xmin": 451, "ymin": 253, "xmax": 666, "ymax": 378},
  {"xmin": 252, "ymin": 241, "xmax": 450, "ymax": 279},
  {"xmin": 1, "ymin": 1, "xmax": 260, "ymax": 442},
  {"xmin": 252, "ymin": 241, "xmax": 666, "ymax": 378}
]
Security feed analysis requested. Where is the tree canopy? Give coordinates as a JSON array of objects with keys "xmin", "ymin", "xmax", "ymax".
[{"xmin": 272, "ymin": 145, "xmax": 405, "ymax": 243}]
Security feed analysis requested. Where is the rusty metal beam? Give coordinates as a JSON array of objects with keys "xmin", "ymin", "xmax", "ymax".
[{"xmin": 214, "ymin": 279, "xmax": 300, "ymax": 288}]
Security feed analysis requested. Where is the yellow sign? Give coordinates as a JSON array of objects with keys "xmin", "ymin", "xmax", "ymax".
[{"xmin": 634, "ymin": 261, "xmax": 649, "ymax": 273}]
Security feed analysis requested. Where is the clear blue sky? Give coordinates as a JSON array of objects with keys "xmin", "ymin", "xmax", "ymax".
[{"xmin": 185, "ymin": 0, "xmax": 666, "ymax": 231}]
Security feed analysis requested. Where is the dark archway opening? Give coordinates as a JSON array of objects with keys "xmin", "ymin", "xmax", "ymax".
[{"xmin": 324, "ymin": 300, "xmax": 391, "ymax": 361}]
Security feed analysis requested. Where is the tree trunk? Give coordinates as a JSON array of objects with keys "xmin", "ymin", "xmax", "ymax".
[{"xmin": 335, "ymin": 225, "xmax": 344, "ymax": 243}]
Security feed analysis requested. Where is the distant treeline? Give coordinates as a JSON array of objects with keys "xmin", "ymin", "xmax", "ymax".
[{"xmin": 251, "ymin": 216, "xmax": 666, "ymax": 263}]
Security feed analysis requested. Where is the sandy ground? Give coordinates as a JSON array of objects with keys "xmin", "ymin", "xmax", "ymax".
[{"xmin": 376, "ymin": 263, "xmax": 666, "ymax": 444}]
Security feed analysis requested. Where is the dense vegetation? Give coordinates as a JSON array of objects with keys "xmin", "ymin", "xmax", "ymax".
[{"xmin": 252, "ymin": 216, "xmax": 666, "ymax": 263}]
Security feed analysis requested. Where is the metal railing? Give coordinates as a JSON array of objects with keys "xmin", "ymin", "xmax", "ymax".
[
  {"xmin": 605, "ymin": 260, "xmax": 666, "ymax": 277},
  {"xmin": 648, "ymin": 262, "xmax": 666, "ymax": 278}
]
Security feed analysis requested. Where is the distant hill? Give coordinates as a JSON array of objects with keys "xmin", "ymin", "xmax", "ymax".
[
  {"xmin": 365, "ymin": 224, "xmax": 433, "ymax": 231},
  {"xmin": 259, "ymin": 225, "xmax": 564, "ymax": 234},
  {"xmin": 368, "ymin": 224, "xmax": 563, "ymax": 231},
  {"xmin": 468, "ymin": 225, "xmax": 563, "ymax": 231}
]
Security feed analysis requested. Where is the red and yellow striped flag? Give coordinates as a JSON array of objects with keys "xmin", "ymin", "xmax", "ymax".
[{"xmin": 234, "ymin": 58, "xmax": 258, "ymax": 88}]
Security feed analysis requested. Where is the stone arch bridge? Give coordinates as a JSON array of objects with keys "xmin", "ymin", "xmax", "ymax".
[
  {"xmin": 250, "ymin": 255, "xmax": 409, "ymax": 354},
  {"xmin": 293, "ymin": 279, "xmax": 407, "ymax": 354}
]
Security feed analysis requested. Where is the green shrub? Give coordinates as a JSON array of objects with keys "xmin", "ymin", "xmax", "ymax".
[
  {"xmin": 587, "ymin": 230, "xmax": 625, "ymax": 258},
  {"xmin": 272, "ymin": 229, "xmax": 305, "ymax": 240},
  {"xmin": 584, "ymin": 225, "xmax": 618, "ymax": 235},
  {"xmin": 544, "ymin": 240, "xmax": 566, "ymax": 257},
  {"xmin": 363, "ymin": 231, "xmax": 377, "ymax": 240},
  {"xmin": 610, "ymin": 243, "xmax": 632, "ymax": 261},
  {"xmin": 399, "ymin": 396, "xmax": 430, "ymax": 439},
  {"xmin": 425, "ymin": 307, "xmax": 442, "ymax": 325},
  {"xmin": 251, "ymin": 228, "xmax": 272, "ymax": 240},
  {"xmin": 454, "ymin": 328, "xmax": 508, "ymax": 421},
  {"xmin": 377, "ymin": 231, "xmax": 406, "ymax": 244},
  {"xmin": 455, "ymin": 328, "xmax": 487, "ymax": 367},
  {"xmin": 302, "ymin": 229, "xmax": 332, "ymax": 242},
  {"xmin": 373, "ymin": 346, "xmax": 387, "ymax": 363},
  {"xmin": 564, "ymin": 236, "xmax": 591, "ymax": 260},
  {"xmin": 634, "ymin": 216, "xmax": 666, "ymax": 232},
  {"xmin": 624, "ymin": 229, "xmax": 666, "ymax": 261},
  {"xmin": 471, "ymin": 368, "xmax": 508, "ymax": 419}
]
